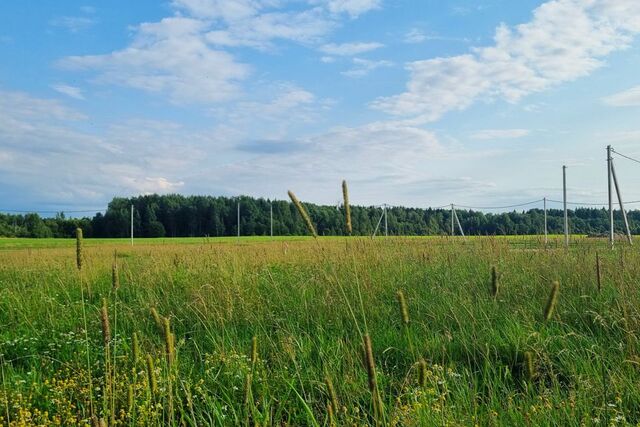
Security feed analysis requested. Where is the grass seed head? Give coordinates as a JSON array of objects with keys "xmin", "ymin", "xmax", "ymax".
[
  {"xmin": 524, "ymin": 351, "xmax": 536, "ymax": 381},
  {"xmin": 325, "ymin": 375, "xmax": 339, "ymax": 414},
  {"xmin": 100, "ymin": 298, "xmax": 111, "ymax": 348},
  {"xmin": 396, "ymin": 290, "xmax": 410, "ymax": 326},
  {"xmin": 146, "ymin": 355, "xmax": 158, "ymax": 396},
  {"xmin": 342, "ymin": 180, "xmax": 352, "ymax": 235},
  {"xmin": 163, "ymin": 317, "xmax": 175, "ymax": 366},
  {"xmin": 75, "ymin": 228, "xmax": 83, "ymax": 270},
  {"xmin": 112, "ymin": 261, "xmax": 119, "ymax": 291},
  {"xmin": 288, "ymin": 190, "xmax": 317, "ymax": 238},
  {"xmin": 363, "ymin": 334, "xmax": 377, "ymax": 394},
  {"xmin": 491, "ymin": 266, "xmax": 499, "ymax": 298},
  {"xmin": 131, "ymin": 331, "xmax": 140, "ymax": 362},
  {"xmin": 127, "ymin": 384, "xmax": 134, "ymax": 410},
  {"xmin": 544, "ymin": 281, "xmax": 560, "ymax": 322},
  {"xmin": 251, "ymin": 336, "xmax": 258, "ymax": 366},
  {"xmin": 150, "ymin": 307, "xmax": 163, "ymax": 332},
  {"xmin": 243, "ymin": 373, "xmax": 252, "ymax": 407},
  {"xmin": 418, "ymin": 358, "xmax": 428, "ymax": 388},
  {"xmin": 327, "ymin": 400, "xmax": 336, "ymax": 427}
]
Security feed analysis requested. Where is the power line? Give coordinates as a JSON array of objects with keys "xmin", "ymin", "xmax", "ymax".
[
  {"xmin": 612, "ymin": 149, "xmax": 640, "ymax": 166},
  {"xmin": 454, "ymin": 199, "xmax": 544, "ymax": 210}
]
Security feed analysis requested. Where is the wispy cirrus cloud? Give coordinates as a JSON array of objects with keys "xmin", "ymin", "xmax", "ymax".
[
  {"xmin": 51, "ymin": 84, "xmax": 85, "ymax": 100},
  {"xmin": 373, "ymin": 0, "xmax": 640, "ymax": 123},
  {"xmin": 603, "ymin": 86, "xmax": 640, "ymax": 106},
  {"xmin": 470, "ymin": 129, "xmax": 530, "ymax": 140},
  {"xmin": 319, "ymin": 41, "xmax": 383, "ymax": 56},
  {"xmin": 342, "ymin": 57, "xmax": 392, "ymax": 77},
  {"xmin": 49, "ymin": 16, "xmax": 96, "ymax": 33}
]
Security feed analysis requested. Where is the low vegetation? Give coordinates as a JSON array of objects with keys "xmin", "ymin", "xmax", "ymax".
[{"xmin": 1, "ymin": 235, "xmax": 639, "ymax": 425}]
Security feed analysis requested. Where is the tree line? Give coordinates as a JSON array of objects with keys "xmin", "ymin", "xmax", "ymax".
[{"xmin": 1, "ymin": 194, "xmax": 638, "ymax": 238}]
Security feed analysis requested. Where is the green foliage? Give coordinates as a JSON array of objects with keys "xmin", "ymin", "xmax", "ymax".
[{"xmin": 2, "ymin": 194, "xmax": 639, "ymax": 238}]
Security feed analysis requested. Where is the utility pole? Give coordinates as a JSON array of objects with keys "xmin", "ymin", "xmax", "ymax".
[
  {"xmin": 130, "ymin": 204, "xmax": 134, "ymax": 246},
  {"xmin": 563, "ymin": 166, "xmax": 569, "ymax": 249},
  {"xmin": 384, "ymin": 204, "xmax": 388, "ymax": 237},
  {"xmin": 543, "ymin": 197, "xmax": 548, "ymax": 246},
  {"xmin": 453, "ymin": 207, "xmax": 465, "ymax": 238},
  {"xmin": 611, "ymin": 160, "xmax": 633, "ymax": 245},
  {"xmin": 270, "ymin": 203, "xmax": 273, "ymax": 237},
  {"xmin": 451, "ymin": 204, "xmax": 455, "ymax": 236},
  {"xmin": 237, "ymin": 201, "xmax": 240, "ymax": 238},
  {"xmin": 608, "ymin": 145, "xmax": 614, "ymax": 248}
]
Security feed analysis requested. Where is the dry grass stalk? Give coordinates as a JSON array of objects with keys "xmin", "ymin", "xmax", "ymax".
[
  {"xmin": 342, "ymin": 180, "xmax": 352, "ymax": 235},
  {"xmin": 288, "ymin": 190, "xmax": 317, "ymax": 238},
  {"xmin": 544, "ymin": 281, "xmax": 560, "ymax": 322}
]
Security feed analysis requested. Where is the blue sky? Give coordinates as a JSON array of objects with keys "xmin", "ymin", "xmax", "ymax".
[{"xmin": 1, "ymin": 0, "xmax": 640, "ymax": 213}]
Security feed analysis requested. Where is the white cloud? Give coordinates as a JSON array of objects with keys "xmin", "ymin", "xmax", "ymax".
[
  {"xmin": 323, "ymin": 0, "xmax": 382, "ymax": 17},
  {"xmin": 319, "ymin": 41, "xmax": 383, "ymax": 56},
  {"xmin": 187, "ymin": 120, "xmax": 448, "ymax": 203},
  {"xmin": 342, "ymin": 57, "xmax": 392, "ymax": 77},
  {"xmin": 59, "ymin": 17, "xmax": 250, "ymax": 104},
  {"xmin": 0, "ymin": 90, "xmax": 217, "ymax": 206},
  {"xmin": 172, "ymin": 0, "xmax": 260, "ymax": 20},
  {"xmin": 373, "ymin": 0, "xmax": 640, "ymax": 123},
  {"xmin": 60, "ymin": 0, "xmax": 382, "ymax": 103},
  {"xmin": 51, "ymin": 84, "xmax": 85, "ymax": 100},
  {"xmin": 204, "ymin": 7, "xmax": 334, "ymax": 49},
  {"xmin": 50, "ymin": 16, "xmax": 96, "ymax": 33},
  {"xmin": 603, "ymin": 86, "xmax": 640, "ymax": 107},
  {"xmin": 404, "ymin": 28, "xmax": 426, "ymax": 44},
  {"xmin": 470, "ymin": 129, "xmax": 530, "ymax": 140}
]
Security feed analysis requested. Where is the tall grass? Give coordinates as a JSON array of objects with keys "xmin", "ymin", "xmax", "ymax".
[{"xmin": 0, "ymin": 237, "xmax": 638, "ymax": 425}]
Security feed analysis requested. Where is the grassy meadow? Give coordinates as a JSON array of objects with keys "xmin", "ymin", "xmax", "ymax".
[{"xmin": 1, "ymin": 235, "xmax": 639, "ymax": 425}]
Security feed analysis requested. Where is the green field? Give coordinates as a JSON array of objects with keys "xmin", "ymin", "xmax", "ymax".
[{"xmin": 1, "ymin": 236, "xmax": 639, "ymax": 425}]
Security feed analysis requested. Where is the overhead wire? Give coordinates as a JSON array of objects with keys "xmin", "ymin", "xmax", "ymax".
[{"xmin": 612, "ymin": 148, "xmax": 640, "ymax": 166}]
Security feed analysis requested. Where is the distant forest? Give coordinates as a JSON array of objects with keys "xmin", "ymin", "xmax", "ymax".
[{"xmin": 0, "ymin": 194, "xmax": 637, "ymax": 238}]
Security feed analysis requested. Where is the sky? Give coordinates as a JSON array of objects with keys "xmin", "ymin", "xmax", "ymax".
[{"xmin": 1, "ymin": 0, "xmax": 640, "ymax": 214}]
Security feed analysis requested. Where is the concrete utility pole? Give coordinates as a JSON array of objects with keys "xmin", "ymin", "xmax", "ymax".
[
  {"xmin": 607, "ymin": 145, "xmax": 614, "ymax": 248},
  {"xmin": 563, "ymin": 166, "xmax": 569, "ymax": 249},
  {"xmin": 451, "ymin": 204, "xmax": 455, "ymax": 236},
  {"xmin": 270, "ymin": 203, "xmax": 273, "ymax": 237},
  {"xmin": 130, "ymin": 204, "xmax": 134, "ymax": 246},
  {"xmin": 237, "ymin": 201, "xmax": 240, "ymax": 238},
  {"xmin": 543, "ymin": 197, "xmax": 548, "ymax": 246},
  {"xmin": 384, "ymin": 204, "xmax": 388, "ymax": 237},
  {"xmin": 611, "ymin": 160, "xmax": 633, "ymax": 245},
  {"xmin": 453, "ymin": 207, "xmax": 465, "ymax": 238}
]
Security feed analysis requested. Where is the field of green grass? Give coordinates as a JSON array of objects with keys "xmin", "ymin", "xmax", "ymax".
[{"xmin": 1, "ymin": 235, "xmax": 639, "ymax": 425}]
